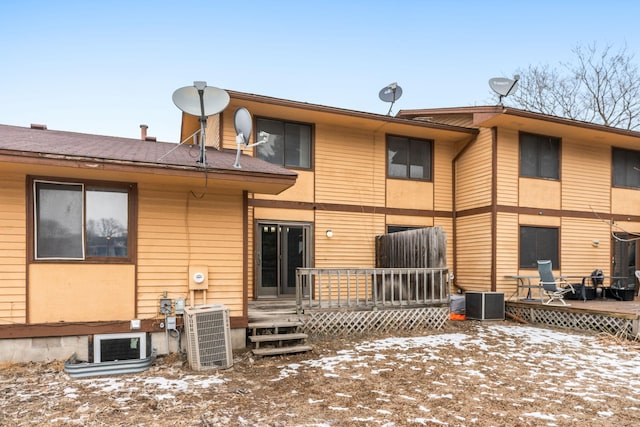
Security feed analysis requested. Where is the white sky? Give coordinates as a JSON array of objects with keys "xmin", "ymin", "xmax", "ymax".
[{"xmin": 2, "ymin": 1, "xmax": 640, "ymax": 142}]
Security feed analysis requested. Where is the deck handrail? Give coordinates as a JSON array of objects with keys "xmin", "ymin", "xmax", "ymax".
[{"xmin": 296, "ymin": 267, "xmax": 451, "ymax": 312}]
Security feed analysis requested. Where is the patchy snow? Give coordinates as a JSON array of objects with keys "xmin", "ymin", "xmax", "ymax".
[{"xmin": 2, "ymin": 322, "xmax": 640, "ymax": 425}]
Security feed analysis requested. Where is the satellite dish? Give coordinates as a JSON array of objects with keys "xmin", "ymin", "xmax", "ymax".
[
  {"xmin": 234, "ymin": 107, "xmax": 253, "ymax": 145},
  {"xmin": 171, "ymin": 81, "xmax": 230, "ymax": 166},
  {"xmin": 172, "ymin": 85, "xmax": 230, "ymax": 117},
  {"xmin": 489, "ymin": 75, "xmax": 519, "ymax": 104},
  {"xmin": 232, "ymin": 107, "xmax": 268, "ymax": 169},
  {"xmin": 379, "ymin": 82, "xmax": 403, "ymax": 115}
]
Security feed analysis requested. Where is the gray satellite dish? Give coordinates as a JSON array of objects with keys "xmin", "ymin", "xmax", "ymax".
[
  {"xmin": 171, "ymin": 81, "xmax": 230, "ymax": 166},
  {"xmin": 234, "ymin": 107, "xmax": 252, "ymax": 145},
  {"xmin": 379, "ymin": 82, "xmax": 403, "ymax": 115},
  {"xmin": 233, "ymin": 107, "xmax": 268, "ymax": 168},
  {"xmin": 172, "ymin": 84, "xmax": 230, "ymax": 117},
  {"xmin": 489, "ymin": 75, "xmax": 519, "ymax": 104}
]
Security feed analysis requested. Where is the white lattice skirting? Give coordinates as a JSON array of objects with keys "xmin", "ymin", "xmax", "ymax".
[
  {"xmin": 506, "ymin": 304, "xmax": 640, "ymax": 340},
  {"xmin": 300, "ymin": 306, "xmax": 449, "ymax": 337}
]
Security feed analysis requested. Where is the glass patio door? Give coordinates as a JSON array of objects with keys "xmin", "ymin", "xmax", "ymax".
[
  {"xmin": 612, "ymin": 233, "xmax": 638, "ymax": 287},
  {"xmin": 256, "ymin": 222, "xmax": 311, "ymax": 298}
]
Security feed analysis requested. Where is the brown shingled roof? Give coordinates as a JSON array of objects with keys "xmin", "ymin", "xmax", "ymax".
[{"xmin": 0, "ymin": 123, "xmax": 297, "ymax": 178}]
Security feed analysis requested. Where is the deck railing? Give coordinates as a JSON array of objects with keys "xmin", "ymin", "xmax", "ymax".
[{"xmin": 296, "ymin": 267, "xmax": 451, "ymax": 312}]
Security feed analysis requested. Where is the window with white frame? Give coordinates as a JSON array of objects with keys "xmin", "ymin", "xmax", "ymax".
[{"xmin": 33, "ymin": 179, "xmax": 133, "ymax": 261}]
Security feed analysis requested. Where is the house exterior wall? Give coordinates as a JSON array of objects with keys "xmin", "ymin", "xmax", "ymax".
[
  {"xmin": 218, "ymin": 96, "xmax": 466, "ymax": 299},
  {"xmin": 0, "ymin": 158, "xmax": 252, "ymax": 361},
  {"xmin": 455, "ymin": 127, "xmax": 492, "ymax": 211},
  {"xmin": 0, "ymin": 172, "xmax": 26, "ymax": 324},
  {"xmin": 489, "ymin": 119, "xmax": 640, "ymax": 291}
]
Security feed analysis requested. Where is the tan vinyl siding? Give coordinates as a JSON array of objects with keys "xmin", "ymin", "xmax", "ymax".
[
  {"xmin": 519, "ymin": 178, "xmax": 561, "ymax": 210},
  {"xmin": 421, "ymin": 114, "xmax": 475, "ymax": 128},
  {"xmin": 455, "ymin": 213, "xmax": 492, "ymax": 290},
  {"xmin": 495, "ymin": 212, "xmax": 519, "ymax": 293},
  {"xmin": 315, "ymin": 211, "xmax": 385, "ymax": 268},
  {"xmin": 433, "ymin": 217, "xmax": 454, "ymax": 274},
  {"xmin": 456, "ymin": 128, "xmax": 492, "ymax": 210},
  {"xmin": 137, "ymin": 183, "xmax": 245, "ymax": 317},
  {"xmin": 315, "ymin": 124, "xmax": 385, "ymax": 207},
  {"xmin": 612, "ymin": 187, "xmax": 640, "ymax": 215},
  {"xmin": 386, "ymin": 179, "xmax": 433, "ymax": 210},
  {"xmin": 0, "ymin": 173, "xmax": 26, "ymax": 324},
  {"xmin": 254, "ymin": 170, "xmax": 313, "ymax": 202},
  {"xmin": 562, "ymin": 139, "xmax": 610, "ymax": 212},
  {"xmin": 433, "ymin": 140, "xmax": 454, "ymax": 211},
  {"xmin": 247, "ymin": 207, "xmax": 255, "ymax": 299},
  {"xmin": 385, "ymin": 215, "xmax": 434, "ymax": 228},
  {"xmin": 496, "ymin": 128, "xmax": 519, "ymax": 206},
  {"xmin": 560, "ymin": 218, "xmax": 612, "ymax": 276}
]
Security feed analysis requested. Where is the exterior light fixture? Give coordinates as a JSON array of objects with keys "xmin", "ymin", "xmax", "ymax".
[{"xmin": 326, "ymin": 230, "xmax": 333, "ymax": 238}]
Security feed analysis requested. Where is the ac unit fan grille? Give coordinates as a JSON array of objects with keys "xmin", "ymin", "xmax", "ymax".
[{"xmin": 183, "ymin": 305, "xmax": 233, "ymax": 370}]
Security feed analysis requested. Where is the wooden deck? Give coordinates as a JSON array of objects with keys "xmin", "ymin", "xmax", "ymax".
[
  {"xmin": 507, "ymin": 293, "xmax": 640, "ymax": 317},
  {"xmin": 249, "ymin": 292, "xmax": 640, "ymax": 341}
]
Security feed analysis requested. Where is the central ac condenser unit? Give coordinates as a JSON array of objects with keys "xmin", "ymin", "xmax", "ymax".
[{"xmin": 183, "ymin": 304, "xmax": 233, "ymax": 370}]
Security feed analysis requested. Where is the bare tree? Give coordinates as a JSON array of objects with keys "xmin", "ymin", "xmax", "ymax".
[{"xmin": 506, "ymin": 43, "xmax": 640, "ymax": 130}]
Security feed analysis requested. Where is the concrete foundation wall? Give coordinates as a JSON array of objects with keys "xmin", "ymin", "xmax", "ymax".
[
  {"xmin": 0, "ymin": 328, "xmax": 248, "ymax": 364},
  {"xmin": 0, "ymin": 336, "xmax": 89, "ymax": 363}
]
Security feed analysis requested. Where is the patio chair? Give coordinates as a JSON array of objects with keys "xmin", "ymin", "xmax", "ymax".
[{"xmin": 537, "ymin": 260, "xmax": 575, "ymax": 306}]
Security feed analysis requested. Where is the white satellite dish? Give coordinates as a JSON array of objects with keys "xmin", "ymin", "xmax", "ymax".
[
  {"xmin": 489, "ymin": 75, "xmax": 519, "ymax": 105},
  {"xmin": 172, "ymin": 84, "xmax": 230, "ymax": 117},
  {"xmin": 232, "ymin": 107, "xmax": 269, "ymax": 169},
  {"xmin": 171, "ymin": 81, "xmax": 230, "ymax": 166},
  {"xmin": 234, "ymin": 107, "xmax": 252, "ymax": 145},
  {"xmin": 379, "ymin": 82, "xmax": 403, "ymax": 115}
]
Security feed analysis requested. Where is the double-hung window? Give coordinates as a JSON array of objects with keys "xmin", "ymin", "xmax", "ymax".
[
  {"xmin": 256, "ymin": 118, "xmax": 312, "ymax": 169},
  {"xmin": 520, "ymin": 132, "xmax": 560, "ymax": 180},
  {"xmin": 32, "ymin": 178, "xmax": 134, "ymax": 261},
  {"xmin": 387, "ymin": 135, "xmax": 432, "ymax": 180},
  {"xmin": 519, "ymin": 226, "xmax": 559, "ymax": 268},
  {"xmin": 612, "ymin": 147, "xmax": 640, "ymax": 189}
]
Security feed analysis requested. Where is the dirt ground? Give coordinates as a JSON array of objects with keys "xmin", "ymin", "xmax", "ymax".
[{"xmin": 2, "ymin": 320, "xmax": 640, "ymax": 426}]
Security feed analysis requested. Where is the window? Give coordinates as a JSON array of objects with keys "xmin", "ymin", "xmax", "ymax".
[
  {"xmin": 387, "ymin": 226, "xmax": 418, "ymax": 233},
  {"xmin": 387, "ymin": 135, "xmax": 432, "ymax": 180},
  {"xmin": 519, "ymin": 226, "xmax": 559, "ymax": 268},
  {"xmin": 520, "ymin": 132, "xmax": 560, "ymax": 180},
  {"xmin": 612, "ymin": 147, "xmax": 640, "ymax": 189},
  {"xmin": 33, "ymin": 179, "xmax": 134, "ymax": 261},
  {"xmin": 256, "ymin": 118, "xmax": 312, "ymax": 168}
]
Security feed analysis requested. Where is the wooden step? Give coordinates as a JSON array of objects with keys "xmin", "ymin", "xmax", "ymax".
[
  {"xmin": 252, "ymin": 344, "xmax": 313, "ymax": 357},
  {"xmin": 249, "ymin": 333, "xmax": 308, "ymax": 343},
  {"xmin": 248, "ymin": 319, "xmax": 303, "ymax": 329}
]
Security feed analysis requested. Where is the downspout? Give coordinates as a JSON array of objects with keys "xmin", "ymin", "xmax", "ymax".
[
  {"xmin": 451, "ymin": 134, "xmax": 479, "ymax": 293},
  {"xmin": 491, "ymin": 127, "xmax": 498, "ymax": 292}
]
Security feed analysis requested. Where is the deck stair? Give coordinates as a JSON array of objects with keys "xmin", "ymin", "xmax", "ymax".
[{"xmin": 247, "ymin": 303, "xmax": 312, "ymax": 357}]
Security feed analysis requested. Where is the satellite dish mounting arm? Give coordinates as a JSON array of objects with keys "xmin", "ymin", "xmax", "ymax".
[
  {"xmin": 234, "ymin": 131, "xmax": 268, "ymax": 169},
  {"xmin": 194, "ymin": 81, "xmax": 208, "ymax": 165}
]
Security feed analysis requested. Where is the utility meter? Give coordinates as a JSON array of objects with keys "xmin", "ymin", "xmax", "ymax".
[{"xmin": 188, "ymin": 265, "xmax": 208, "ymax": 290}]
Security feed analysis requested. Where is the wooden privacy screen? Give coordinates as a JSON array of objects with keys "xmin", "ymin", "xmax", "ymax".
[{"xmin": 375, "ymin": 227, "xmax": 447, "ymax": 269}]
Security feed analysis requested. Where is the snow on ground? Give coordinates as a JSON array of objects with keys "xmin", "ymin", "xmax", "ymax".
[{"xmin": 2, "ymin": 322, "xmax": 640, "ymax": 426}]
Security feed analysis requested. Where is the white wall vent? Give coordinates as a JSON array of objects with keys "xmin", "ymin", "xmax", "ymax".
[
  {"xmin": 93, "ymin": 332, "xmax": 148, "ymax": 363},
  {"xmin": 183, "ymin": 304, "xmax": 233, "ymax": 370}
]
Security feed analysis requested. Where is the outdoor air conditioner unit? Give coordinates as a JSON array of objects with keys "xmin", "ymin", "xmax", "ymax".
[
  {"xmin": 183, "ymin": 304, "xmax": 233, "ymax": 371},
  {"xmin": 465, "ymin": 291, "xmax": 505, "ymax": 320}
]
